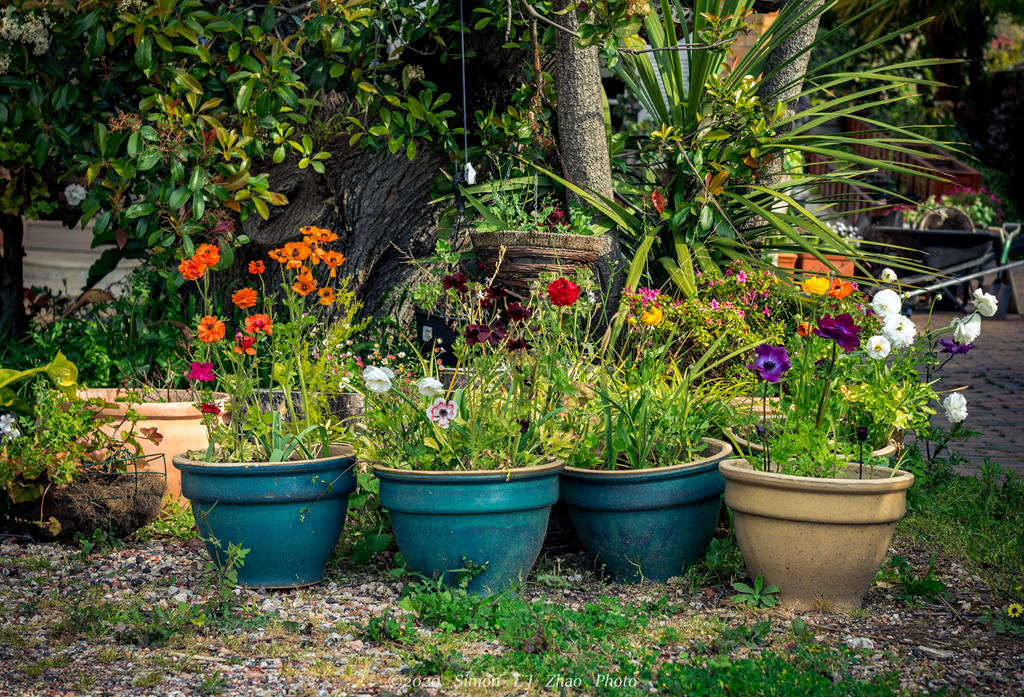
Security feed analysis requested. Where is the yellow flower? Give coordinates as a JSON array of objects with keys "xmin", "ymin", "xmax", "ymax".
[
  {"xmin": 801, "ymin": 276, "xmax": 830, "ymax": 296},
  {"xmin": 1009, "ymin": 603, "xmax": 1023, "ymax": 618},
  {"xmin": 640, "ymin": 306, "xmax": 664, "ymax": 326}
]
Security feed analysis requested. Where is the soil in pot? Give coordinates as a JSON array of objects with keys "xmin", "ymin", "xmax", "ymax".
[{"xmin": 720, "ymin": 458, "xmax": 914, "ymax": 610}]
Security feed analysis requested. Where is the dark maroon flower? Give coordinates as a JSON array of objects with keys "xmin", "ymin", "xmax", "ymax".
[
  {"xmin": 479, "ymin": 297, "xmax": 493, "ymax": 310},
  {"xmin": 506, "ymin": 338, "xmax": 529, "ymax": 352},
  {"xmin": 857, "ymin": 426, "xmax": 868, "ymax": 442},
  {"xmin": 464, "ymin": 323, "xmax": 506, "ymax": 346},
  {"xmin": 547, "ymin": 278, "xmax": 580, "ymax": 307},
  {"xmin": 505, "ymin": 302, "xmax": 531, "ymax": 322},
  {"xmin": 486, "ymin": 286, "xmax": 507, "ymax": 300},
  {"xmin": 518, "ymin": 418, "xmax": 530, "ymax": 433},
  {"xmin": 938, "ymin": 339, "xmax": 974, "ymax": 355},
  {"xmin": 746, "ymin": 344, "xmax": 791, "ymax": 383},
  {"xmin": 545, "ymin": 207, "xmax": 566, "ymax": 230},
  {"xmin": 812, "ymin": 313, "xmax": 862, "ymax": 351},
  {"xmin": 442, "ymin": 272, "xmax": 468, "ymax": 293}
]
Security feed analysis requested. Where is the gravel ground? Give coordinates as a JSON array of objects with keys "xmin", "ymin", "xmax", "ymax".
[{"xmin": 0, "ymin": 535, "xmax": 1021, "ymax": 697}]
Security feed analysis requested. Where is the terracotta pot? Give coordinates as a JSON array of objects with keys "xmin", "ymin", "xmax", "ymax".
[
  {"xmin": 719, "ymin": 458, "xmax": 913, "ymax": 610},
  {"xmin": 798, "ymin": 253, "xmax": 855, "ymax": 276},
  {"xmin": 78, "ymin": 389, "xmax": 227, "ymax": 502},
  {"xmin": 774, "ymin": 252, "xmax": 799, "ymax": 270}
]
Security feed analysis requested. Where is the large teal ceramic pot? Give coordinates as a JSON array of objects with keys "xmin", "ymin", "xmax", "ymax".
[
  {"xmin": 374, "ymin": 461, "xmax": 561, "ymax": 594},
  {"xmin": 173, "ymin": 448, "xmax": 355, "ymax": 588},
  {"xmin": 560, "ymin": 438, "xmax": 732, "ymax": 583}
]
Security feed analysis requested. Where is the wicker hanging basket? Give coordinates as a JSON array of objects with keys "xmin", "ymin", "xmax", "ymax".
[{"xmin": 470, "ymin": 230, "xmax": 612, "ymax": 295}]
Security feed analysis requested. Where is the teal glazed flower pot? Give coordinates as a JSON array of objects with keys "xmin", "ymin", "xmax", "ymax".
[
  {"xmin": 374, "ymin": 461, "xmax": 562, "ymax": 594},
  {"xmin": 560, "ymin": 438, "xmax": 732, "ymax": 583},
  {"xmin": 173, "ymin": 449, "xmax": 355, "ymax": 588}
]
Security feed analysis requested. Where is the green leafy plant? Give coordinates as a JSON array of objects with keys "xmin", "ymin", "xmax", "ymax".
[
  {"xmin": 730, "ymin": 575, "xmax": 780, "ymax": 608},
  {"xmin": 877, "ymin": 554, "xmax": 948, "ymax": 603}
]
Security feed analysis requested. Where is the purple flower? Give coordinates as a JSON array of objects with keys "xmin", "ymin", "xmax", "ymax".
[
  {"xmin": 857, "ymin": 426, "xmax": 868, "ymax": 442},
  {"xmin": 938, "ymin": 339, "xmax": 974, "ymax": 355},
  {"xmin": 746, "ymin": 344, "xmax": 791, "ymax": 383},
  {"xmin": 812, "ymin": 313, "xmax": 862, "ymax": 351},
  {"xmin": 187, "ymin": 362, "xmax": 214, "ymax": 382}
]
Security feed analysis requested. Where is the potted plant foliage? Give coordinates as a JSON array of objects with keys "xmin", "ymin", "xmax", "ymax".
[
  {"xmin": 720, "ymin": 271, "xmax": 995, "ymax": 609},
  {"xmin": 555, "ymin": 287, "xmax": 744, "ymax": 583},
  {"xmin": 357, "ymin": 269, "xmax": 602, "ymax": 593},
  {"xmin": 463, "ymin": 181, "xmax": 611, "ymax": 297},
  {"xmin": 1, "ymin": 353, "xmax": 163, "ymax": 536},
  {"xmin": 172, "ymin": 231, "xmax": 363, "ymax": 588}
]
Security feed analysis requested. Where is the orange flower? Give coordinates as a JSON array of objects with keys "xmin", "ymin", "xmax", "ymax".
[
  {"xmin": 178, "ymin": 258, "xmax": 206, "ymax": 282},
  {"xmin": 828, "ymin": 278, "xmax": 854, "ymax": 299},
  {"xmin": 197, "ymin": 315, "xmax": 226, "ymax": 343},
  {"xmin": 282, "ymin": 241, "xmax": 312, "ymax": 270},
  {"xmin": 292, "ymin": 275, "xmax": 317, "ymax": 296},
  {"xmin": 248, "ymin": 260, "xmax": 266, "ymax": 275},
  {"xmin": 233, "ymin": 331, "xmax": 257, "ymax": 356},
  {"xmin": 320, "ymin": 250, "xmax": 346, "ymax": 278},
  {"xmin": 268, "ymin": 248, "xmax": 288, "ymax": 264},
  {"xmin": 317, "ymin": 287, "xmax": 336, "ymax": 306},
  {"xmin": 301, "ymin": 226, "xmax": 338, "ymax": 244},
  {"xmin": 244, "ymin": 313, "xmax": 273, "ymax": 335},
  {"xmin": 797, "ymin": 321, "xmax": 812, "ymax": 338},
  {"xmin": 194, "ymin": 243, "xmax": 220, "ymax": 267},
  {"xmin": 231, "ymin": 287, "xmax": 258, "ymax": 310}
]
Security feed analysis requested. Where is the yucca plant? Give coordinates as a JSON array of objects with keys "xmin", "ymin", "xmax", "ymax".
[{"xmin": 555, "ymin": 0, "xmax": 954, "ymax": 296}]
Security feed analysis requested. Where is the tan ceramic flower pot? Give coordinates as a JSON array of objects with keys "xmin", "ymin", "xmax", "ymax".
[
  {"xmin": 79, "ymin": 389, "xmax": 227, "ymax": 503},
  {"xmin": 719, "ymin": 458, "xmax": 914, "ymax": 610}
]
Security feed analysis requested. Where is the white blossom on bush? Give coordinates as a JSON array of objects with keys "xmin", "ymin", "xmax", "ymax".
[
  {"xmin": 942, "ymin": 392, "xmax": 968, "ymax": 424},
  {"xmin": 63, "ymin": 183, "xmax": 87, "ymax": 207}
]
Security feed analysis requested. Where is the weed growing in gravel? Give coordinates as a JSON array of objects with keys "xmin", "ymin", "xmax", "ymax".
[
  {"xmin": 133, "ymin": 671, "xmax": 164, "ymax": 688},
  {"xmin": 74, "ymin": 528, "xmax": 122, "ymax": 559},
  {"xmin": 198, "ymin": 669, "xmax": 226, "ymax": 694},
  {"xmin": 876, "ymin": 554, "xmax": 949, "ymax": 603},
  {"xmin": 685, "ymin": 536, "xmax": 745, "ymax": 588},
  {"xmin": 133, "ymin": 499, "xmax": 196, "ymax": 541}
]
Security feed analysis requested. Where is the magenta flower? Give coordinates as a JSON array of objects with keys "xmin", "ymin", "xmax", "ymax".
[
  {"xmin": 812, "ymin": 313, "xmax": 862, "ymax": 351},
  {"xmin": 426, "ymin": 397, "xmax": 458, "ymax": 429},
  {"xmin": 747, "ymin": 344, "xmax": 791, "ymax": 383},
  {"xmin": 187, "ymin": 362, "xmax": 214, "ymax": 382},
  {"xmin": 938, "ymin": 339, "xmax": 974, "ymax": 355}
]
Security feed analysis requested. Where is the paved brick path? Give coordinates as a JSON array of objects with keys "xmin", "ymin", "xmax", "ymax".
[{"xmin": 915, "ymin": 312, "xmax": 1024, "ymax": 475}]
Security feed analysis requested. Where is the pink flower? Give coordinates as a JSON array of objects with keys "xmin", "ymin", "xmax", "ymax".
[
  {"xmin": 187, "ymin": 362, "xmax": 214, "ymax": 382},
  {"xmin": 426, "ymin": 397, "xmax": 458, "ymax": 429},
  {"xmin": 710, "ymin": 299, "xmax": 719, "ymax": 310},
  {"xmin": 737, "ymin": 271, "xmax": 747, "ymax": 283},
  {"xmin": 637, "ymin": 287, "xmax": 661, "ymax": 305}
]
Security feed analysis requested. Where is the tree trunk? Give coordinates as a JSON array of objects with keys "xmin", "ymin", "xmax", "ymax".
[
  {"xmin": 756, "ymin": 0, "xmax": 825, "ymax": 116},
  {"xmin": 0, "ymin": 213, "xmax": 27, "ymax": 339},
  {"xmin": 552, "ymin": 0, "xmax": 614, "ymax": 203},
  {"xmin": 755, "ymin": 0, "xmax": 824, "ymax": 195},
  {"xmin": 238, "ymin": 142, "xmax": 446, "ymax": 319},
  {"xmin": 551, "ymin": 0, "xmax": 623, "ymax": 314}
]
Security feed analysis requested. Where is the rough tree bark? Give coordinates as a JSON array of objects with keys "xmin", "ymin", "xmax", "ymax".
[
  {"xmin": 551, "ymin": 0, "xmax": 624, "ymax": 312},
  {"xmin": 755, "ymin": 0, "xmax": 824, "ymax": 193},
  {"xmin": 0, "ymin": 213, "xmax": 27, "ymax": 339}
]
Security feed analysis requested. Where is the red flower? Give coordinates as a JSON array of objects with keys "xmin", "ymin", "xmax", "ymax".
[
  {"xmin": 547, "ymin": 278, "xmax": 580, "ymax": 307},
  {"xmin": 200, "ymin": 403, "xmax": 222, "ymax": 415},
  {"xmin": 248, "ymin": 260, "xmax": 266, "ymax": 275},
  {"xmin": 233, "ymin": 331, "xmax": 257, "ymax": 356},
  {"xmin": 652, "ymin": 190, "xmax": 665, "ymax": 214}
]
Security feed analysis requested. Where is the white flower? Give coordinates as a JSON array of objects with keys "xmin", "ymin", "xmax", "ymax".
[
  {"xmin": 362, "ymin": 365, "xmax": 394, "ymax": 393},
  {"xmin": 942, "ymin": 392, "xmax": 968, "ymax": 424},
  {"xmin": 950, "ymin": 314, "xmax": 981, "ymax": 345},
  {"xmin": 972, "ymin": 288, "xmax": 998, "ymax": 318},
  {"xmin": 865, "ymin": 335, "xmax": 891, "ymax": 360},
  {"xmin": 880, "ymin": 268, "xmax": 898, "ymax": 284},
  {"xmin": 416, "ymin": 376, "xmax": 444, "ymax": 398},
  {"xmin": 0, "ymin": 413, "xmax": 19, "ymax": 440},
  {"xmin": 882, "ymin": 314, "xmax": 916, "ymax": 350},
  {"xmin": 426, "ymin": 397, "xmax": 458, "ymax": 429},
  {"xmin": 63, "ymin": 183, "xmax": 87, "ymax": 207},
  {"xmin": 871, "ymin": 289, "xmax": 902, "ymax": 320}
]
